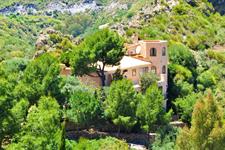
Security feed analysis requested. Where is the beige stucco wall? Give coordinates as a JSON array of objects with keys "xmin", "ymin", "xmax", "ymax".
[
  {"xmin": 104, "ymin": 65, "xmax": 150, "ymax": 86},
  {"xmin": 138, "ymin": 40, "xmax": 168, "ymax": 96},
  {"xmin": 78, "ymin": 73, "xmax": 102, "ymax": 88},
  {"xmin": 60, "ymin": 64, "xmax": 102, "ymax": 88},
  {"xmin": 139, "ymin": 41, "xmax": 168, "ymax": 73},
  {"xmin": 122, "ymin": 65, "xmax": 150, "ymax": 85}
]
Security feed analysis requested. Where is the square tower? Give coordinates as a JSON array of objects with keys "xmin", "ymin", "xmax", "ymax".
[{"xmin": 138, "ymin": 40, "xmax": 168, "ymax": 76}]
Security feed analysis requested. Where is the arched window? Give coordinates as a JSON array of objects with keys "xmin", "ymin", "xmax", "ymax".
[
  {"xmin": 162, "ymin": 47, "xmax": 166, "ymax": 56},
  {"xmin": 162, "ymin": 65, "xmax": 166, "ymax": 74},
  {"xmin": 151, "ymin": 66, "xmax": 157, "ymax": 74},
  {"xmin": 150, "ymin": 48, "xmax": 157, "ymax": 56}
]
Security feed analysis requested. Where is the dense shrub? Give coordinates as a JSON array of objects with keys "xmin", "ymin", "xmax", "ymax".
[
  {"xmin": 175, "ymin": 93, "xmax": 201, "ymax": 124},
  {"xmin": 168, "ymin": 42, "xmax": 197, "ymax": 71},
  {"xmin": 197, "ymin": 70, "xmax": 217, "ymax": 90},
  {"xmin": 140, "ymin": 72, "xmax": 159, "ymax": 93},
  {"xmin": 168, "ymin": 64, "xmax": 194, "ymax": 100},
  {"xmin": 66, "ymin": 137, "xmax": 129, "ymax": 150},
  {"xmin": 104, "ymin": 79, "xmax": 138, "ymax": 132},
  {"xmin": 66, "ymin": 88, "xmax": 102, "ymax": 127},
  {"xmin": 136, "ymin": 84, "xmax": 172, "ymax": 132},
  {"xmin": 207, "ymin": 50, "xmax": 225, "ymax": 64}
]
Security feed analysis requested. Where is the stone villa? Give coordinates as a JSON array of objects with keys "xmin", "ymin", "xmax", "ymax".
[{"xmin": 61, "ymin": 38, "xmax": 168, "ymax": 96}]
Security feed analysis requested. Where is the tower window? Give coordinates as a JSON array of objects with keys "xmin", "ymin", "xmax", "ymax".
[
  {"xmin": 144, "ymin": 67, "xmax": 149, "ymax": 73},
  {"xmin": 162, "ymin": 66, "xmax": 166, "ymax": 74},
  {"xmin": 162, "ymin": 47, "xmax": 166, "ymax": 56},
  {"xmin": 150, "ymin": 48, "xmax": 157, "ymax": 56}
]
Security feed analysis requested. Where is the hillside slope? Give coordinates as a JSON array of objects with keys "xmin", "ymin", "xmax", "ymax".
[
  {"xmin": 0, "ymin": 0, "xmax": 225, "ymax": 60},
  {"xmin": 0, "ymin": 15, "xmax": 62, "ymax": 60},
  {"xmin": 120, "ymin": 0, "xmax": 225, "ymax": 51}
]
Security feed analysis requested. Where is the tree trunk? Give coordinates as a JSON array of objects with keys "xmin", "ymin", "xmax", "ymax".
[
  {"xmin": 98, "ymin": 64, "xmax": 106, "ymax": 87},
  {"xmin": 100, "ymin": 74, "xmax": 105, "ymax": 86},
  {"xmin": 117, "ymin": 126, "xmax": 121, "ymax": 137}
]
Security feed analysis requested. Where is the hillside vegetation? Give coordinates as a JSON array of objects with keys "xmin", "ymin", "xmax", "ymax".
[
  {"xmin": 1, "ymin": 0, "xmax": 224, "ymax": 59},
  {"xmin": 0, "ymin": 15, "xmax": 62, "ymax": 60},
  {"xmin": 0, "ymin": 0, "xmax": 225, "ymax": 149}
]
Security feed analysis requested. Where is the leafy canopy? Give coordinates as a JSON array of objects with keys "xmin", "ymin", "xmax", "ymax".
[
  {"xmin": 70, "ymin": 29, "xmax": 124, "ymax": 86},
  {"xmin": 7, "ymin": 96, "xmax": 63, "ymax": 150},
  {"xmin": 66, "ymin": 88, "xmax": 102, "ymax": 127},
  {"xmin": 136, "ymin": 84, "xmax": 171, "ymax": 132},
  {"xmin": 104, "ymin": 79, "xmax": 138, "ymax": 132},
  {"xmin": 176, "ymin": 91, "xmax": 225, "ymax": 150}
]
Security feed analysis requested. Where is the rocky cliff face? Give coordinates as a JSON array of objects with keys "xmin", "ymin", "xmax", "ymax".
[
  {"xmin": 0, "ymin": 0, "xmax": 224, "ymax": 16},
  {"xmin": 0, "ymin": 0, "xmax": 100, "ymax": 15}
]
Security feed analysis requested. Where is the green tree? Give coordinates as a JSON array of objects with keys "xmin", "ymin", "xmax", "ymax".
[
  {"xmin": 7, "ymin": 96, "xmax": 63, "ymax": 150},
  {"xmin": 104, "ymin": 79, "xmax": 137, "ymax": 132},
  {"xmin": 14, "ymin": 53, "xmax": 63, "ymax": 104},
  {"xmin": 66, "ymin": 137, "xmax": 129, "ymax": 150},
  {"xmin": 0, "ymin": 96, "xmax": 29, "ymax": 149},
  {"xmin": 66, "ymin": 88, "xmax": 102, "ymax": 127},
  {"xmin": 197, "ymin": 70, "xmax": 217, "ymax": 90},
  {"xmin": 70, "ymin": 29, "xmax": 124, "ymax": 86},
  {"xmin": 176, "ymin": 91, "xmax": 225, "ymax": 150},
  {"xmin": 0, "ymin": 63, "xmax": 29, "ymax": 149},
  {"xmin": 175, "ymin": 93, "xmax": 201, "ymax": 124},
  {"xmin": 168, "ymin": 42, "xmax": 196, "ymax": 71},
  {"xmin": 140, "ymin": 72, "xmax": 159, "ymax": 93},
  {"xmin": 168, "ymin": 64, "xmax": 194, "ymax": 100},
  {"xmin": 136, "ymin": 84, "xmax": 171, "ymax": 132}
]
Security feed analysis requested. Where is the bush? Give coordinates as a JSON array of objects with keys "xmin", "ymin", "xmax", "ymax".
[
  {"xmin": 175, "ymin": 93, "xmax": 201, "ymax": 124},
  {"xmin": 66, "ymin": 137, "xmax": 129, "ymax": 150},
  {"xmin": 151, "ymin": 126, "xmax": 178, "ymax": 150},
  {"xmin": 104, "ymin": 79, "xmax": 138, "ymax": 132},
  {"xmin": 136, "ymin": 84, "xmax": 172, "ymax": 132},
  {"xmin": 66, "ymin": 88, "xmax": 102, "ymax": 127},
  {"xmin": 168, "ymin": 42, "xmax": 196, "ymax": 71},
  {"xmin": 168, "ymin": 64, "xmax": 194, "ymax": 100},
  {"xmin": 140, "ymin": 72, "xmax": 159, "ymax": 93},
  {"xmin": 197, "ymin": 70, "xmax": 216, "ymax": 90},
  {"xmin": 207, "ymin": 50, "xmax": 225, "ymax": 64}
]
